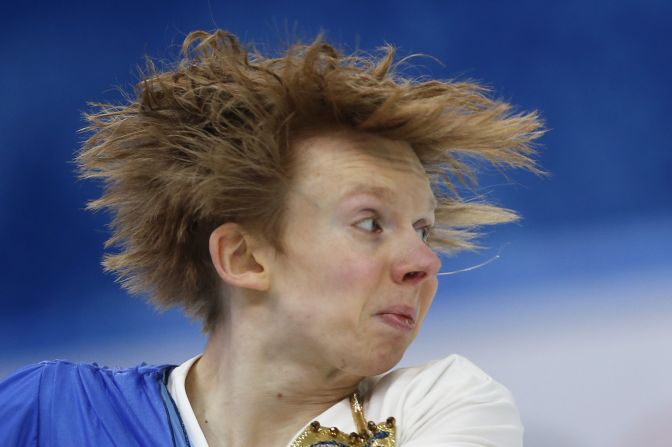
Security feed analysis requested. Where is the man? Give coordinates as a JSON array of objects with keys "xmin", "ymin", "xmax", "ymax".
[{"xmin": 0, "ymin": 30, "xmax": 542, "ymax": 446}]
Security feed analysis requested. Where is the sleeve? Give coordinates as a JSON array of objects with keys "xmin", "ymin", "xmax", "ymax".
[
  {"xmin": 396, "ymin": 356, "xmax": 523, "ymax": 447},
  {"xmin": 0, "ymin": 363, "xmax": 46, "ymax": 446}
]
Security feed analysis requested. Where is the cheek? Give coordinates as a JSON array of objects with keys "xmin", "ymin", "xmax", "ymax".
[
  {"xmin": 417, "ymin": 278, "xmax": 438, "ymax": 322},
  {"xmin": 320, "ymin": 252, "xmax": 384, "ymax": 302}
]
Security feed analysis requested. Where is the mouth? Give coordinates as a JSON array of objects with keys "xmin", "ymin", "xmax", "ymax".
[{"xmin": 375, "ymin": 305, "xmax": 417, "ymax": 332}]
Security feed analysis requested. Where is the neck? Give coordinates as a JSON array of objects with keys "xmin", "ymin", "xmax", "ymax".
[{"xmin": 186, "ymin": 307, "xmax": 362, "ymax": 447}]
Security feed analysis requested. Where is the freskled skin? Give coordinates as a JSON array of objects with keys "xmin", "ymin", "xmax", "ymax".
[{"xmin": 187, "ymin": 129, "xmax": 441, "ymax": 447}]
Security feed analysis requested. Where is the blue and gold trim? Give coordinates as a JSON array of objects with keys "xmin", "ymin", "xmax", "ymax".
[{"xmin": 290, "ymin": 393, "xmax": 396, "ymax": 447}]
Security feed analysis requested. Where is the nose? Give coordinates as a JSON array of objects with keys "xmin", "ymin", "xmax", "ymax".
[{"xmin": 390, "ymin": 232, "xmax": 441, "ymax": 286}]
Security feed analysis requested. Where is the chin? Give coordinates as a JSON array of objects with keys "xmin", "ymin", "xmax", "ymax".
[{"xmin": 359, "ymin": 348, "xmax": 406, "ymax": 377}]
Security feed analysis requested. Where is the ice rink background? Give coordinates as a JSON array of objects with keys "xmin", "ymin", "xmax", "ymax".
[{"xmin": 1, "ymin": 2, "xmax": 671, "ymax": 446}]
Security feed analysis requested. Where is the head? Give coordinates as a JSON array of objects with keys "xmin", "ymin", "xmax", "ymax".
[
  {"xmin": 207, "ymin": 128, "xmax": 444, "ymax": 375},
  {"xmin": 77, "ymin": 30, "xmax": 542, "ymax": 335}
]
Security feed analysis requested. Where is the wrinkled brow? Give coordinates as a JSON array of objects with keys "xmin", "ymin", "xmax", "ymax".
[{"xmin": 339, "ymin": 184, "xmax": 437, "ymax": 212}]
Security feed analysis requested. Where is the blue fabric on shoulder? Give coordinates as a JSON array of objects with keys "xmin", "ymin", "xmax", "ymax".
[
  {"xmin": 0, "ymin": 360, "xmax": 186, "ymax": 446},
  {"xmin": 159, "ymin": 367, "xmax": 192, "ymax": 447}
]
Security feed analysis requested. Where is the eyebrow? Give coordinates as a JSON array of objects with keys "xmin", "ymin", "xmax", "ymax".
[{"xmin": 339, "ymin": 184, "xmax": 438, "ymax": 212}]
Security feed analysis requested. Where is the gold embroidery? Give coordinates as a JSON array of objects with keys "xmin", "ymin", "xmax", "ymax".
[{"xmin": 289, "ymin": 393, "xmax": 396, "ymax": 447}]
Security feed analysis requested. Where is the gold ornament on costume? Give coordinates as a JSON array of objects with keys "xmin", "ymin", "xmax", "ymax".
[{"xmin": 290, "ymin": 393, "xmax": 396, "ymax": 447}]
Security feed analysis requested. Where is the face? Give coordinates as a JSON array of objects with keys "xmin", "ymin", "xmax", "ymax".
[{"xmin": 263, "ymin": 130, "xmax": 441, "ymax": 378}]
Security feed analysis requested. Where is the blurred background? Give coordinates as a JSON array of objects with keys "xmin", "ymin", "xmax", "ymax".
[{"xmin": 1, "ymin": 1, "xmax": 670, "ymax": 446}]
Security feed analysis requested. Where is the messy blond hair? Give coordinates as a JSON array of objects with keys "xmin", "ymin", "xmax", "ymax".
[{"xmin": 77, "ymin": 30, "xmax": 543, "ymax": 331}]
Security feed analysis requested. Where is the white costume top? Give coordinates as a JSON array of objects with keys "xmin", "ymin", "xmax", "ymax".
[{"xmin": 167, "ymin": 354, "xmax": 523, "ymax": 447}]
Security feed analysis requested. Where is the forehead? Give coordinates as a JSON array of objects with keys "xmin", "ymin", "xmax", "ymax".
[
  {"xmin": 288, "ymin": 130, "xmax": 436, "ymax": 214},
  {"xmin": 292, "ymin": 130, "xmax": 428, "ymax": 185}
]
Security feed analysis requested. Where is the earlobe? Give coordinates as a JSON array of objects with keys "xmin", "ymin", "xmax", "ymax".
[{"xmin": 208, "ymin": 223, "xmax": 270, "ymax": 291}]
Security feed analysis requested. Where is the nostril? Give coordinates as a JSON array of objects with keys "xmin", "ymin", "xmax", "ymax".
[{"xmin": 403, "ymin": 271, "xmax": 426, "ymax": 282}]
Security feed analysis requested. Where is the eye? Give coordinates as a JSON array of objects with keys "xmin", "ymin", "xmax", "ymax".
[
  {"xmin": 355, "ymin": 217, "xmax": 383, "ymax": 234},
  {"xmin": 416, "ymin": 226, "xmax": 432, "ymax": 243}
]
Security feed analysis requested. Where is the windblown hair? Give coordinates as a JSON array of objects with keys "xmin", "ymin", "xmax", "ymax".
[{"xmin": 77, "ymin": 30, "xmax": 543, "ymax": 331}]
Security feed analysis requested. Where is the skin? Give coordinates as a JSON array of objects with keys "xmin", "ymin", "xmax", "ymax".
[{"xmin": 187, "ymin": 130, "xmax": 441, "ymax": 447}]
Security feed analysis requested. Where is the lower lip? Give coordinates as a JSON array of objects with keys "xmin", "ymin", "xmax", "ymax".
[{"xmin": 376, "ymin": 313, "xmax": 416, "ymax": 331}]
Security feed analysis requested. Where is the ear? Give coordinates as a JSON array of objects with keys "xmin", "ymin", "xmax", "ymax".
[{"xmin": 208, "ymin": 223, "xmax": 270, "ymax": 291}]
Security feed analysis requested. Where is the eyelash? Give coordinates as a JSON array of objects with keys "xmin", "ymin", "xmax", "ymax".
[{"xmin": 355, "ymin": 216, "xmax": 432, "ymax": 243}]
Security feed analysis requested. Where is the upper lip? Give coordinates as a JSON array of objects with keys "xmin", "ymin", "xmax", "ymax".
[{"xmin": 375, "ymin": 304, "xmax": 417, "ymax": 323}]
